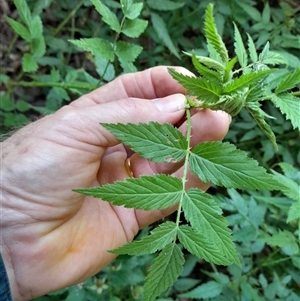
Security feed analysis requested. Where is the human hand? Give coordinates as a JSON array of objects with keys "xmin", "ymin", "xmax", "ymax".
[{"xmin": 1, "ymin": 66, "xmax": 231, "ymax": 300}]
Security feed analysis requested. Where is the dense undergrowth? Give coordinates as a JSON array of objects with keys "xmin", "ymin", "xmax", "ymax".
[{"xmin": 1, "ymin": 0, "xmax": 299, "ymax": 300}]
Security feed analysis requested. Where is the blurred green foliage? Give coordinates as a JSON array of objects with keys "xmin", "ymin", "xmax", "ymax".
[{"xmin": 1, "ymin": 0, "xmax": 299, "ymax": 300}]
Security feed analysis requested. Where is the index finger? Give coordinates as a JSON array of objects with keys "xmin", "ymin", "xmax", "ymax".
[{"xmin": 71, "ymin": 66, "xmax": 193, "ymax": 107}]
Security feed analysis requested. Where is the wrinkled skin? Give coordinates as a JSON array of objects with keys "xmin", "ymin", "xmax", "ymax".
[{"xmin": 1, "ymin": 66, "xmax": 231, "ymax": 300}]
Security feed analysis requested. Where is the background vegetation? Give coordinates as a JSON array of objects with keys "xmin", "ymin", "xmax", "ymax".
[{"xmin": 1, "ymin": 0, "xmax": 299, "ymax": 300}]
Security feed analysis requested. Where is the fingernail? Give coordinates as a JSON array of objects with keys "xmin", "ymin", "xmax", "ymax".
[
  {"xmin": 153, "ymin": 94, "xmax": 186, "ymax": 112},
  {"xmin": 216, "ymin": 110, "xmax": 232, "ymax": 123}
]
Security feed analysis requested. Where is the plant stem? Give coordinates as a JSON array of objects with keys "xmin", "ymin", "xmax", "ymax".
[
  {"xmin": 174, "ymin": 107, "xmax": 192, "ymax": 234},
  {"xmin": 9, "ymin": 81, "xmax": 94, "ymax": 91}
]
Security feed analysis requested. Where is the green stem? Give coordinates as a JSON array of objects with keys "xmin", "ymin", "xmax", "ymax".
[
  {"xmin": 9, "ymin": 81, "xmax": 94, "ymax": 91},
  {"xmin": 174, "ymin": 107, "xmax": 192, "ymax": 235},
  {"xmin": 52, "ymin": 0, "xmax": 85, "ymax": 36}
]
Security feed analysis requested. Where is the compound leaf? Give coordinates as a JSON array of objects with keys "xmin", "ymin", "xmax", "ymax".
[
  {"xmin": 178, "ymin": 225, "xmax": 233, "ymax": 265},
  {"xmin": 151, "ymin": 12, "xmax": 180, "ymax": 59},
  {"xmin": 182, "ymin": 189, "xmax": 239, "ymax": 265},
  {"xmin": 147, "ymin": 0, "xmax": 185, "ymax": 11},
  {"xmin": 169, "ymin": 69, "xmax": 222, "ymax": 102},
  {"xmin": 270, "ymin": 93, "xmax": 300, "ymax": 129},
  {"xmin": 233, "ymin": 22, "xmax": 247, "ymax": 68},
  {"xmin": 115, "ymin": 41, "xmax": 143, "ymax": 62},
  {"xmin": 204, "ymin": 4, "xmax": 228, "ymax": 64},
  {"xmin": 110, "ymin": 222, "xmax": 177, "ymax": 255},
  {"xmin": 143, "ymin": 243, "xmax": 184, "ymax": 301},
  {"xmin": 6, "ymin": 17, "xmax": 31, "ymax": 42},
  {"xmin": 90, "ymin": 0, "xmax": 121, "ymax": 32},
  {"xmin": 122, "ymin": 18, "xmax": 148, "ymax": 38},
  {"xmin": 275, "ymin": 68, "xmax": 300, "ymax": 94},
  {"xmin": 102, "ymin": 122, "xmax": 187, "ymax": 163},
  {"xmin": 74, "ymin": 175, "xmax": 182, "ymax": 210},
  {"xmin": 69, "ymin": 38, "xmax": 114, "ymax": 61},
  {"xmin": 190, "ymin": 141, "xmax": 279, "ymax": 190}
]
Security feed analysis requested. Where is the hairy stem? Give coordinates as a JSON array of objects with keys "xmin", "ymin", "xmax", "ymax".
[{"xmin": 174, "ymin": 107, "xmax": 192, "ymax": 236}]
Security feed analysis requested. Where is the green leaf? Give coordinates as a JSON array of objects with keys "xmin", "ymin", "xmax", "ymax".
[
  {"xmin": 110, "ymin": 222, "xmax": 177, "ymax": 255},
  {"xmin": 178, "ymin": 225, "xmax": 232, "ymax": 265},
  {"xmin": 184, "ymin": 52, "xmax": 225, "ymax": 71},
  {"xmin": 168, "ymin": 69, "xmax": 222, "ymax": 103},
  {"xmin": 262, "ymin": 2, "xmax": 271, "ymax": 24},
  {"xmin": 258, "ymin": 41, "xmax": 270, "ymax": 62},
  {"xmin": 179, "ymin": 281, "xmax": 223, "ymax": 299},
  {"xmin": 69, "ymin": 38, "xmax": 114, "ymax": 61},
  {"xmin": 31, "ymin": 37, "xmax": 46, "ymax": 58},
  {"xmin": 247, "ymin": 103, "xmax": 277, "ymax": 149},
  {"xmin": 101, "ymin": 122, "xmax": 187, "ymax": 163},
  {"xmin": 151, "ymin": 12, "xmax": 180, "ymax": 59},
  {"xmin": 29, "ymin": 15, "xmax": 43, "ymax": 39},
  {"xmin": 271, "ymin": 170, "xmax": 300, "ymax": 201},
  {"xmin": 115, "ymin": 41, "xmax": 143, "ymax": 62},
  {"xmin": 6, "ymin": 17, "xmax": 31, "ymax": 42},
  {"xmin": 204, "ymin": 4, "xmax": 228, "ymax": 64},
  {"xmin": 275, "ymin": 68, "xmax": 300, "ymax": 94},
  {"xmin": 223, "ymin": 70, "xmax": 273, "ymax": 93},
  {"xmin": 270, "ymin": 93, "xmax": 300, "ymax": 129},
  {"xmin": 146, "ymin": 0, "xmax": 185, "ymax": 11},
  {"xmin": 121, "ymin": 0, "xmax": 143, "ymax": 19},
  {"xmin": 287, "ymin": 199, "xmax": 300, "ymax": 223},
  {"xmin": 74, "ymin": 175, "xmax": 182, "ymax": 210},
  {"xmin": 247, "ymin": 33, "xmax": 258, "ymax": 63},
  {"xmin": 189, "ymin": 141, "xmax": 279, "ymax": 190},
  {"xmin": 122, "ymin": 18, "xmax": 148, "ymax": 38},
  {"xmin": 182, "ymin": 189, "xmax": 239, "ymax": 265},
  {"xmin": 22, "ymin": 53, "xmax": 38, "ymax": 72},
  {"xmin": 233, "ymin": 23, "xmax": 247, "ymax": 68},
  {"xmin": 13, "ymin": 0, "xmax": 32, "ymax": 27},
  {"xmin": 264, "ymin": 51, "xmax": 288, "ymax": 66},
  {"xmin": 191, "ymin": 53, "xmax": 222, "ymax": 82},
  {"xmin": 90, "ymin": 0, "xmax": 121, "ymax": 32},
  {"xmin": 143, "ymin": 243, "xmax": 184, "ymax": 301}
]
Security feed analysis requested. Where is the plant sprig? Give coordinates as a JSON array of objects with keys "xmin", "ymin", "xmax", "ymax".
[{"xmin": 74, "ymin": 4, "xmax": 299, "ymax": 300}]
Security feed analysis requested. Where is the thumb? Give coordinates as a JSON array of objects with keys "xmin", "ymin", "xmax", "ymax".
[{"xmin": 66, "ymin": 93, "xmax": 187, "ymax": 147}]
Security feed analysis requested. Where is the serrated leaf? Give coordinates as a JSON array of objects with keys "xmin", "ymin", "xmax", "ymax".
[
  {"xmin": 258, "ymin": 41, "xmax": 270, "ymax": 62},
  {"xmin": 13, "ymin": 0, "xmax": 32, "ymax": 27},
  {"xmin": 146, "ymin": 0, "xmax": 185, "ymax": 11},
  {"xmin": 270, "ymin": 93, "xmax": 300, "ymax": 129},
  {"xmin": 122, "ymin": 18, "xmax": 148, "ymax": 38},
  {"xmin": 233, "ymin": 23, "xmax": 247, "ymax": 68},
  {"xmin": 143, "ymin": 243, "xmax": 184, "ymax": 301},
  {"xmin": 169, "ymin": 69, "xmax": 222, "ymax": 103},
  {"xmin": 6, "ymin": 17, "xmax": 31, "ymax": 42},
  {"xmin": 69, "ymin": 38, "xmax": 114, "ymax": 61},
  {"xmin": 189, "ymin": 141, "xmax": 279, "ymax": 190},
  {"xmin": 223, "ymin": 57, "xmax": 238, "ymax": 83},
  {"xmin": 121, "ymin": 0, "xmax": 143, "ymax": 19},
  {"xmin": 287, "ymin": 199, "xmax": 300, "ymax": 222},
  {"xmin": 191, "ymin": 53, "xmax": 222, "ymax": 82},
  {"xmin": 204, "ymin": 4, "xmax": 228, "ymax": 64},
  {"xmin": 22, "ymin": 53, "xmax": 38, "ymax": 72},
  {"xmin": 101, "ymin": 122, "xmax": 187, "ymax": 163},
  {"xmin": 178, "ymin": 225, "xmax": 232, "ymax": 265},
  {"xmin": 182, "ymin": 189, "xmax": 239, "ymax": 265},
  {"xmin": 183, "ymin": 52, "xmax": 225, "ymax": 71},
  {"xmin": 262, "ymin": 2, "xmax": 271, "ymax": 24},
  {"xmin": 151, "ymin": 12, "xmax": 180, "ymax": 59},
  {"xmin": 74, "ymin": 175, "xmax": 182, "ymax": 210},
  {"xmin": 115, "ymin": 41, "xmax": 143, "ymax": 62},
  {"xmin": 271, "ymin": 170, "xmax": 300, "ymax": 201},
  {"xmin": 247, "ymin": 103, "xmax": 277, "ymax": 149},
  {"xmin": 31, "ymin": 37, "xmax": 46, "ymax": 58},
  {"xmin": 247, "ymin": 33, "xmax": 258, "ymax": 63},
  {"xmin": 179, "ymin": 281, "xmax": 223, "ymax": 299},
  {"xmin": 29, "ymin": 15, "xmax": 43, "ymax": 39},
  {"xmin": 110, "ymin": 222, "xmax": 177, "ymax": 255},
  {"xmin": 275, "ymin": 68, "xmax": 300, "ymax": 94},
  {"xmin": 90, "ymin": 0, "xmax": 121, "ymax": 32},
  {"xmin": 223, "ymin": 70, "xmax": 273, "ymax": 93},
  {"xmin": 264, "ymin": 51, "xmax": 288, "ymax": 66}
]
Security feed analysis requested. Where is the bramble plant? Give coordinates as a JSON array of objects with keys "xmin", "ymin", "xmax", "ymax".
[{"xmin": 74, "ymin": 4, "xmax": 300, "ymax": 301}]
